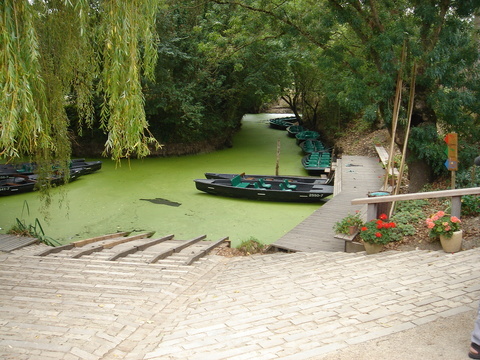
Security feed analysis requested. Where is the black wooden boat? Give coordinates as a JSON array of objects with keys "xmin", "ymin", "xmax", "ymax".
[
  {"xmin": 0, "ymin": 175, "xmax": 37, "ymax": 195},
  {"xmin": 295, "ymin": 130, "xmax": 320, "ymax": 144},
  {"xmin": 194, "ymin": 175, "xmax": 333, "ymax": 203},
  {"xmin": 299, "ymin": 139, "xmax": 329, "ymax": 154},
  {"xmin": 204, "ymin": 172, "xmax": 334, "ymax": 185},
  {"xmin": 268, "ymin": 116, "xmax": 297, "ymax": 130},
  {"xmin": 302, "ymin": 152, "xmax": 333, "ymax": 175},
  {"xmin": 0, "ymin": 159, "xmax": 102, "ymax": 177},
  {"xmin": 70, "ymin": 159, "xmax": 102, "ymax": 175},
  {"xmin": 0, "ymin": 169, "xmax": 82, "ymax": 196}
]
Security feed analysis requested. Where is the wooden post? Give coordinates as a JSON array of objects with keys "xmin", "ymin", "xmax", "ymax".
[
  {"xmin": 451, "ymin": 196, "xmax": 461, "ymax": 218},
  {"xmin": 390, "ymin": 63, "xmax": 416, "ymax": 218},
  {"xmin": 384, "ymin": 41, "xmax": 407, "ymax": 189},
  {"xmin": 367, "ymin": 203, "xmax": 378, "ymax": 222},
  {"xmin": 275, "ymin": 139, "xmax": 280, "ymax": 176}
]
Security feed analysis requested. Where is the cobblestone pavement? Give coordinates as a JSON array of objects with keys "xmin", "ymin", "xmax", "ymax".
[{"xmin": 1, "ymin": 244, "xmax": 479, "ymax": 359}]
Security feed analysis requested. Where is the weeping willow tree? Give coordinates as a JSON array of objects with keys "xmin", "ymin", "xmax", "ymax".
[{"xmin": 0, "ymin": 0, "xmax": 162, "ymax": 169}]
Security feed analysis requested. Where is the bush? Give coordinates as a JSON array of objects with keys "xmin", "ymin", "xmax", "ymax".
[
  {"xmin": 237, "ymin": 237, "xmax": 265, "ymax": 255},
  {"xmin": 333, "ymin": 212, "xmax": 363, "ymax": 234},
  {"xmin": 390, "ymin": 212, "xmax": 417, "ymax": 237},
  {"xmin": 359, "ymin": 214, "xmax": 402, "ymax": 245},
  {"xmin": 456, "ymin": 166, "xmax": 480, "ymax": 188},
  {"xmin": 461, "ymin": 195, "xmax": 480, "ymax": 216}
]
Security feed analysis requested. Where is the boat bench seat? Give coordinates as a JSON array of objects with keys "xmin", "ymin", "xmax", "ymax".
[
  {"xmin": 279, "ymin": 182, "xmax": 293, "ymax": 191},
  {"xmin": 258, "ymin": 178, "xmax": 271, "ymax": 189},
  {"xmin": 283, "ymin": 179, "xmax": 296, "ymax": 190},
  {"xmin": 253, "ymin": 182, "xmax": 265, "ymax": 189},
  {"xmin": 231, "ymin": 175, "xmax": 251, "ymax": 188}
]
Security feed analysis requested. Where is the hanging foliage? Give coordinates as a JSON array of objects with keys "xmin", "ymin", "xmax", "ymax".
[{"xmin": 0, "ymin": 0, "xmax": 162, "ymax": 163}]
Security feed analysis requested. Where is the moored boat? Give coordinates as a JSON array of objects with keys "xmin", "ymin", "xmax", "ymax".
[
  {"xmin": 286, "ymin": 125, "xmax": 306, "ymax": 138},
  {"xmin": 295, "ymin": 130, "xmax": 320, "ymax": 144},
  {"xmin": 204, "ymin": 172, "xmax": 334, "ymax": 185},
  {"xmin": 0, "ymin": 159, "xmax": 102, "ymax": 177},
  {"xmin": 0, "ymin": 175, "xmax": 36, "ymax": 196},
  {"xmin": 268, "ymin": 116, "xmax": 297, "ymax": 130},
  {"xmin": 194, "ymin": 175, "xmax": 333, "ymax": 203},
  {"xmin": 299, "ymin": 139, "xmax": 330, "ymax": 154},
  {"xmin": 302, "ymin": 152, "xmax": 333, "ymax": 175},
  {"xmin": 0, "ymin": 169, "xmax": 82, "ymax": 196},
  {"xmin": 70, "ymin": 159, "xmax": 102, "ymax": 175}
]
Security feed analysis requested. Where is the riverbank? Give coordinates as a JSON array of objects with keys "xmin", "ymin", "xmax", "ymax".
[{"xmin": 335, "ymin": 123, "xmax": 480, "ymax": 253}]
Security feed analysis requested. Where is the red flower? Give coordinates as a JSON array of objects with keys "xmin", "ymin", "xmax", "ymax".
[
  {"xmin": 361, "ymin": 226, "xmax": 368, "ymax": 231},
  {"xmin": 375, "ymin": 232, "xmax": 382, "ymax": 237},
  {"xmin": 379, "ymin": 213, "xmax": 388, "ymax": 220}
]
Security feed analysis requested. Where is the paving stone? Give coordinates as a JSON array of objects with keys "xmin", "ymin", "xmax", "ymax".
[{"xmin": 2, "ymin": 245, "xmax": 480, "ymax": 359}]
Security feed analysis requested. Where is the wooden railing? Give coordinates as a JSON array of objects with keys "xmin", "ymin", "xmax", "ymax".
[{"xmin": 351, "ymin": 187, "xmax": 480, "ymax": 221}]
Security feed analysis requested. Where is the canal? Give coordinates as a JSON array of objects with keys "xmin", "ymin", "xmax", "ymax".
[{"xmin": 0, "ymin": 114, "xmax": 327, "ymax": 247}]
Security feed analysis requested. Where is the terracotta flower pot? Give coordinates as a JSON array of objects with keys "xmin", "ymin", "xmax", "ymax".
[
  {"xmin": 439, "ymin": 230, "xmax": 462, "ymax": 253},
  {"xmin": 348, "ymin": 226, "xmax": 359, "ymax": 236}
]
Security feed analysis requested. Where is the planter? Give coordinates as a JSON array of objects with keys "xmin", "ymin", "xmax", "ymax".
[
  {"xmin": 439, "ymin": 230, "xmax": 463, "ymax": 253},
  {"xmin": 348, "ymin": 226, "xmax": 359, "ymax": 236},
  {"xmin": 363, "ymin": 242, "xmax": 383, "ymax": 255},
  {"xmin": 345, "ymin": 241, "xmax": 365, "ymax": 253}
]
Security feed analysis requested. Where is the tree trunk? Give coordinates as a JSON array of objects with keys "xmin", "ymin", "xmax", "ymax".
[{"xmin": 405, "ymin": 149, "xmax": 434, "ymax": 192}]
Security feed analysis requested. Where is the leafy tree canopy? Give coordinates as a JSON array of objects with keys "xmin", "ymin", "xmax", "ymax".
[{"xmin": 209, "ymin": 0, "xmax": 480, "ymax": 190}]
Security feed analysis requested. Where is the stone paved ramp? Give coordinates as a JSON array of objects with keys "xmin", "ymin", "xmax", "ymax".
[{"xmin": 1, "ymin": 245, "xmax": 479, "ymax": 359}]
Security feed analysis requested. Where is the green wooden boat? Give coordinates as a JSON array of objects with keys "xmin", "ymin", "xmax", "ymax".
[
  {"xmin": 299, "ymin": 139, "xmax": 329, "ymax": 154},
  {"xmin": 302, "ymin": 151, "xmax": 333, "ymax": 175},
  {"xmin": 295, "ymin": 130, "xmax": 320, "ymax": 144}
]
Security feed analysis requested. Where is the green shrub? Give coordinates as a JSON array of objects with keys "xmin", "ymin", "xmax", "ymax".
[
  {"xmin": 461, "ymin": 195, "xmax": 480, "ymax": 216},
  {"xmin": 390, "ymin": 212, "xmax": 417, "ymax": 237},
  {"xmin": 237, "ymin": 237, "xmax": 265, "ymax": 255},
  {"xmin": 333, "ymin": 212, "xmax": 363, "ymax": 234},
  {"xmin": 456, "ymin": 167, "xmax": 480, "ymax": 188}
]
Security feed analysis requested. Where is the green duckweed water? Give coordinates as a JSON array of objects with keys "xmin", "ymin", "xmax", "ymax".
[{"xmin": 0, "ymin": 114, "xmax": 327, "ymax": 247}]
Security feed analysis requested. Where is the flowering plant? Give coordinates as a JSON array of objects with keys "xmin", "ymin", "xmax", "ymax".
[
  {"xmin": 359, "ymin": 213, "xmax": 401, "ymax": 245},
  {"xmin": 425, "ymin": 211, "xmax": 461, "ymax": 238},
  {"xmin": 333, "ymin": 211, "xmax": 363, "ymax": 235}
]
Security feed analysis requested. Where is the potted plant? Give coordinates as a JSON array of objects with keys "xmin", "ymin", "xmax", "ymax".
[
  {"xmin": 359, "ymin": 213, "xmax": 401, "ymax": 254},
  {"xmin": 425, "ymin": 211, "xmax": 462, "ymax": 253},
  {"xmin": 333, "ymin": 212, "xmax": 364, "ymax": 235}
]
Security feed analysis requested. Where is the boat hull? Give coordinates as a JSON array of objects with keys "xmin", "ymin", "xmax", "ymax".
[
  {"xmin": 194, "ymin": 178, "xmax": 333, "ymax": 203},
  {"xmin": 301, "ymin": 152, "xmax": 333, "ymax": 175},
  {"xmin": 295, "ymin": 131, "xmax": 320, "ymax": 145},
  {"xmin": 299, "ymin": 139, "xmax": 329, "ymax": 154},
  {"xmin": 0, "ymin": 170, "xmax": 82, "ymax": 196},
  {"xmin": 268, "ymin": 116, "xmax": 297, "ymax": 130},
  {"xmin": 0, "ymin": 159, "xmax": 102, "ymax": 177},
  {"xmin": 204, "ymin": 172, "xmax": 334, "ymax": 185}
]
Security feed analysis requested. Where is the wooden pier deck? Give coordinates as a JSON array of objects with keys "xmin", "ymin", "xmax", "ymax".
[
  {"xmin": 271, "ymin": 155, "xmax": 384, "ymax": 252},
  {"xmin": 0, "ymin": 234, "xmax": 38, "ymax": 252}
]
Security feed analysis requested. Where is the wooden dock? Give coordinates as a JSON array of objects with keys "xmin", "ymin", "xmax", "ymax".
[
  {"xmin": 271, "ymin": 155, "xmax": 384, "ymax": 252},
  {"xmin": 0, "ymin": 234, "xmax": 38, "ymax": 252}
]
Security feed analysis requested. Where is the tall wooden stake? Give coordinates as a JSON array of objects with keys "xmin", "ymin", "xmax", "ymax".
[
  {"xmin": 275, "ymin": 139, "xmax": 280, "ymax": 176},
  {"xmin": 384, "ymin": 41, "xmax": 407, "ymax": 190},
  {"xmin": 390, "ymin": 63, "xmax": 417, "ymax": 217}
]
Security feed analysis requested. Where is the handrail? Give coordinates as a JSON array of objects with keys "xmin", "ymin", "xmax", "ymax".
[
  {"xmin": 351, "ymin": 187, "xmax": 480, "ymax": 220},
  {"xmin": 352, "ymin": 187, "xmax": 480, "ymax": 204}
]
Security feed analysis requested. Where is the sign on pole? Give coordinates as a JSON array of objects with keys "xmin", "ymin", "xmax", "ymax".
[{"xmin": 444, "ymin": 132, "xmax": 458, "ymax": 189}]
